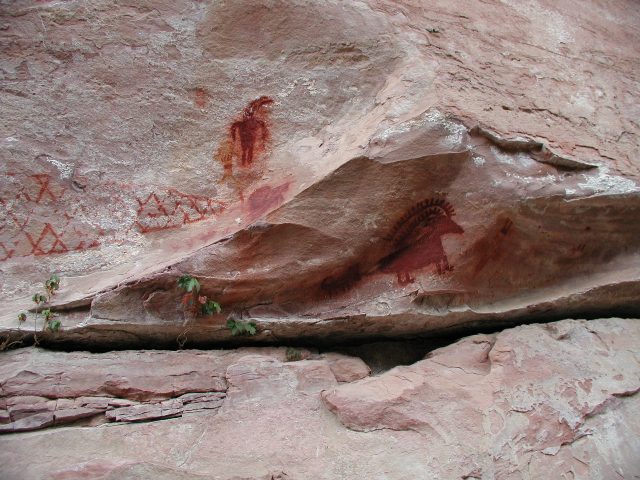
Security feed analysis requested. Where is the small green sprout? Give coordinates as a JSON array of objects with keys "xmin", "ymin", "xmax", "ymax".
[
  {"xmin": 44, "ymin": 274, "xmax": 60, "ymax": 300},
  {"xmin": 201, "ymin": 298, "xmax": 221, "ymax": 316},
  {"xmin": 177, "ymin": 274, "xmax": 200, "ymax": 294},
  {"xmin": 285, "ymin": 347, "xmax": 302, "ymax": 362},
  {"xmin": 48, "ymin": 319, "xmax": 61, "ymax": 332},
  {"xmin": 32, "ymin": 293, "xmax": 47, "ymax": 305},
  {"xmin": 226, "ymin": 319, "xmax": 257, "ymax": 336}
]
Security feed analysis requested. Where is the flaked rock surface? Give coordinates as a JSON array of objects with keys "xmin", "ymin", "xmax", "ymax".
[{"xmin": 0, "ymin": 318, "xmax": 638, "ymax": 479}]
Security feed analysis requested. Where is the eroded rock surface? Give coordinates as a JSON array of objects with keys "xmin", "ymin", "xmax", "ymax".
[
  {"xmin": 0, "ymin": 318, "xmax": 638, "ymax": 479},
  {"xmin": 324, "ymin": 318, "xmax": 640, "ymax": 478},
  {"xmin": 1, "ymin": 0, "xmax": 639, "ymax": 346},
  {"xmin": 0, "ymin": 347, "xmax": 367, "ymax": 432}
]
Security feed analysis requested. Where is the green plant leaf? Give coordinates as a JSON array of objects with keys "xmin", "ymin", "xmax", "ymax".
[
  {"xmin": 246, "ymin": 323, "xmax": 257, "ymax": 335},
  {"xmin": 18, "ymin": 313, "xmax": 27, "ymax": 323},
  {"xmin": 226, "ymin": 319, "xmax": 257, "ymax": 336},
  {"xmin": 178, "ymin": 274, "xmax": 200, "ymax": 293},
  {"xmin": 45, "ymin": 274, "xmax": 60, "ymax": 291},
  {"xmin": 32, "ymin": 293, "xmax": 46, "ymax": 304},
  {"xmin": 202, "ymin": 300, "xmax": 221, "ymax": 316},
  {"xmin": 49, "ymin": 319, "xmax": 61, "ymax": 332}
]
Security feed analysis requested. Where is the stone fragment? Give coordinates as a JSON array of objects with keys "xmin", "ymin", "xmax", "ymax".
[
  {"xmin": 319, "ymin": 352, "xmax": 371, "ymax": 382},
  {"xmin": 53, "ymin": 407, "xmax": 103, "ymax": 424},
  {"xmin": 0, "ymin": 412, "xmax": 54, "ymax": 433},
  {"xmin": 106, "ymin": 401, "xmax": 183, "ymax": 423}
]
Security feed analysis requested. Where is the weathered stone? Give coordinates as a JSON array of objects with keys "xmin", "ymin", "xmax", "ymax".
[
  {"xmin": 0, "ymin": 0, "xmax": 638, "ymax": 347},
  {"xmin": 319, "ymin": 352, "xmax": 371, "ymax": 382},
  {"xmin": 0, "ymin": 348, "xmax": 243, "ymax": 431},
  {"xmin": 0, "ymin": 349, "xmax": 229, "ymax": 400},
  {"xmin": 53, "ymin": 407, "xmax": 103, "ymax": 424},
  {"xmin": 0, "ymin": 411, "xmax": 54, "ymax": 433},
  {"xmin": 322, "ymin": 318, "xmax": 640, "ymax": 479},
  {"xmin": 0, "ymin": 318, "xmax": 636, "ymax": 479},
  {"xmin": 0, "ymin": 1, "xmax": 639, "ymax": 478},
  {"xmin": 105, "ymin": 401, "xmax": 183, "ymax": 423}
]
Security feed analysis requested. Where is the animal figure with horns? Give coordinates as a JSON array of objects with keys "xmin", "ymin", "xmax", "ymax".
[{"xmin": 379, "ymin": 198, "xmax": 464, "ymax": 285}]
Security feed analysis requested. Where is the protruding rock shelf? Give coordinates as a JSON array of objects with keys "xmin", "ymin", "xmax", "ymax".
[{"xmin": 1, "ymin": 0, "xmax": 639, "ymax": 347}]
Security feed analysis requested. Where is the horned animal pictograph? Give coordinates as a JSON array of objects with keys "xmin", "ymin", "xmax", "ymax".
[
  {"xmin": 230, "ymin": 96, "xmax": 274, "ymax": 167},
  {"xmin": 379, "ymin": 198, "xmax": 464, "ymax": 285}
]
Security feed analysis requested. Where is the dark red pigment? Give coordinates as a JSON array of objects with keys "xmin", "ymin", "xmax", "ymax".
[
  {"xmin": 320, "ymin": 263, "xmax": 363, "ymax": 296},
  {"xmin": 247, "ymin": 182, "xmax": 290, "ymax": 218},
  {"xmin": 471, "ymin": 217, "xmax": 513, "ymax": 277},
  {"xmin": 229, "ymin": 96, "xmax": 274, "ymax": 167},
  {"xmin": 379, "ymin": 199, "xmax": 464, "ymax": 285},
  {"xmin": 194, "ymin": 87, "xmax": 208, "ymax": 108},
  {"xmin": 135, "ymin": 188, "xmax": 226, "ymax": 233}
]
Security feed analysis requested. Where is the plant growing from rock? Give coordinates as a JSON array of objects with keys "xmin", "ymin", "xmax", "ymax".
[
  {"xmin": 31, "ymin": 293, "xmax": 47, "ymax": 344},
  {"xmin": 44, "ymin": 274, "xmax": 60, "ymax": 301},
  {"xmin": 178, "ymin": 274, "xmax": 201, "ymax": 319},
  {"xmin": 26, "ymin": 274, "xmax": 63, "ymax": 342},
  {"xmin": 285, "ymin": 347, "xmax": 302, "ymax": 362},
  {"xmin": 177, "ymin": 274, "xmax": 221, "ymax": 319},
  {"xmin": 41, "ymin": 309, "xmax": 60, "ymax": 332},
  {"xmin": 226, "ymin": 319, "xmax": 257, "ymax": 336}
]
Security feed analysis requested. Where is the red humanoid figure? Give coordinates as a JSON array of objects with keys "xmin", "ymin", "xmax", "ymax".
[{"xmin": 230, "ymin": 96, "xmax": 274, "ymax": 167}]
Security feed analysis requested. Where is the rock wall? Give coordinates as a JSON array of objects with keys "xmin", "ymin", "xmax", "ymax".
[
  {"xmin": 1, "ymin": 2, "xmax": 640, "ymax": 477},
  {"xmin": 1, "ymin": 0, "xmax": 640, "ymax": 345},
  {"xmin": 0, "ymin": 319, "xmax": 638, "ymax": 479}
]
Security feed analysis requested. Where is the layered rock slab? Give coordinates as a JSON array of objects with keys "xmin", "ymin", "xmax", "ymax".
[
  {"xmin": 0, "ymin": 347, "xmax": 369, "ymax": 432},
  {"xmin": 0, "ymin": 318, "xmax": 638, "ymax": 479}
]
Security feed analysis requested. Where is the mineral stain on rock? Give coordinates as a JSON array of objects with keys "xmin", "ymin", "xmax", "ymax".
[{"xmin": 247, "ymin": 182, "xmax": 290, "ymax": 218}]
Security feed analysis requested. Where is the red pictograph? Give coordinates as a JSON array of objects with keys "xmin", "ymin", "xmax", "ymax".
[
  {"xmin": 0, "ymin": 173, "xmax": 100, "ymax": 261},
  {"xmin": 229, "ymin": 96, "xmax": 274, "ymax": 167},
  {"xmin": 0, "ymin": 242, "xmax": 14, "ymax": 261},
  {"xmin": 25, "ymin": 223, "xmax": 69, "ymax": 256},
  {"xmin": 1, "ymin": 171, "xmax": 228, "ymax": 262},
  {"xmin": 14, "ymin": 173, "xmax": 65, "ymax": 204},
  {"xmin": 379, "ymin": 199, "xmax": 464, "ymax": 285},
  {"xmin": 194, "ymin": 87, "xmax": 209, "ymax": 108},
  {"xmin": 134, "ymin": 188, "xmax": 226, "ymax": 233},
  {"xmin": 214, "ymin": 96, "xmax": 276, "ymax": 202},
  {"xmin": 31, "ymin": 174, "xmax": 61, "ymax": 203}
]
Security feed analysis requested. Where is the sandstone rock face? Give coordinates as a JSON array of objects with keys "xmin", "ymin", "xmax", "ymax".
[
  {"xmin": 1, "ymin": 0, "xmax": 639, "ymax": 346},
  {"xmin": 0, "ymin": 318, "xmax": 638, "ymax": 479},
  {"xmin": 323, "ymin": 318, "xmax": 640, "ymax": 479},
  {"xmin": 2, "ymin": 2, "xmax": 639, "ymax": 478},
  {"xmin": 0, "ymin": 347, "xmax": 367, "ymax": 433}
]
